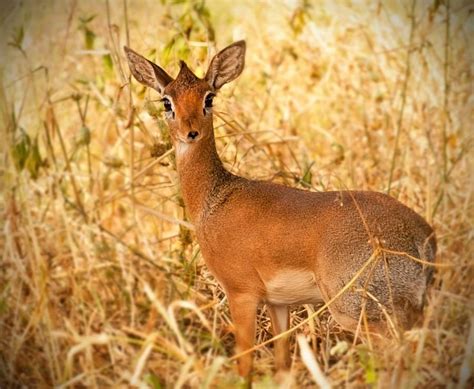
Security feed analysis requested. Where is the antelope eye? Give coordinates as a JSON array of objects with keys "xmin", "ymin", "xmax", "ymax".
[
  {"xmin": 162, "ymin": 98, "xmax": 172, "ymax": 112},
  {"xmin": 204, "ymin": 94, "xmax": 215, "ymax": 109}
]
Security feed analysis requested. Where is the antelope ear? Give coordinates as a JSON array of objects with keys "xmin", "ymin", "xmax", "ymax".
[
  {"xmin": 205, "ymin": 40, "xmax": 246, "ymax": 90},
  {"xmin": 124, "ymin": 46, "xmax": 173, "ymax": 94}
]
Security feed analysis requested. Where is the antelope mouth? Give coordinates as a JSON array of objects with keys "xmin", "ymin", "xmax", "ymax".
[
  {"xmin": 178, "ymin": 137, "xmax": 198, "ymax": 145},
  {"xmin": 176, "ymin": 132, "xmax": 201, "ymax": 145}
]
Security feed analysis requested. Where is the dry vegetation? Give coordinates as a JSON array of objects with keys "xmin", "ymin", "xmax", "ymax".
[{"xmin": 1, "ymin": 0, "xmax": 473, "ymax": 387}]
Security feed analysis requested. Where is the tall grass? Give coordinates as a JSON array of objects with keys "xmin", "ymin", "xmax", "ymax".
[{"xmin": 1, "ymin": 0, "xmax": 473, "ymax": 387}]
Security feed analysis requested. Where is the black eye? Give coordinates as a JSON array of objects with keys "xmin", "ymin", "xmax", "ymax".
[
  {"xmin": 204, "ymin": 94, "xmax": 215, "ymax": 109},
  {"xmin": 162, "ymin": 98, "xmax": 172, "ymax": 112}
]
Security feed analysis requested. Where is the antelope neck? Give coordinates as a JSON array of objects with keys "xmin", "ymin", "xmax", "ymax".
[{"xmin": 175, "ymin": 131, "xmax": 232, "ymax": 223}]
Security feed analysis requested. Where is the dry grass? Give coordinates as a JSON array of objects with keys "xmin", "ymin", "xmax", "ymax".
[{"xmin": 1, "ymin": 0, "xmax": 473, "ymax": 387}]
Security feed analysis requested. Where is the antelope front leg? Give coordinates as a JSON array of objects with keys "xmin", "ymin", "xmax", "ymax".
[
  {"xmin": 267, "ymin": 305, "xmax": 290, "ymax": 372},
  {"xmin": 228, "ymin": 293, "xmax": 258, "ymax": 379}
]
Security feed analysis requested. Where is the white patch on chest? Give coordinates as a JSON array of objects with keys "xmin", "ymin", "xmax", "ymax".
[
  {"xmin": 176, "ymin": 141, "xmax": 190, "ymax": 158},
  {"xmin": 265, "ymin": 270, "xmax": 323, "ymax": 306}
]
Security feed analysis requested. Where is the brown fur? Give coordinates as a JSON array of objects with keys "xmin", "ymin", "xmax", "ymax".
[{"xmin": 124, "ymin": 41, "xmax": 437, "ymax": 379}]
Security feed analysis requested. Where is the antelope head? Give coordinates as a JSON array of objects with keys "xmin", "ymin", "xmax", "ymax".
[{"xmin": 124, "ymin": 41, "xmax": 246, "ymax": 147}]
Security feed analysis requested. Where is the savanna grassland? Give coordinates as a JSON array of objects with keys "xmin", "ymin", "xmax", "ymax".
[{"xmin": 1, "ymin": 0, "xmax": 473, "ymax": 387}]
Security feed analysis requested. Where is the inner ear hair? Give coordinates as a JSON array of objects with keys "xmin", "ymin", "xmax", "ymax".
[
  {"xmin": 124, "ymin": 46, "xmax": 173, "ymax": 94},
  {"xmin": 206, "ymin": 40, "xmax": 246, "ymax": 90}
]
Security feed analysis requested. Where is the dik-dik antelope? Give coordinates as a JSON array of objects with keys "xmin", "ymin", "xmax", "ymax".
[{"xmin": 124, "ymin": 41, "xmax": 436, "ymax": 379}]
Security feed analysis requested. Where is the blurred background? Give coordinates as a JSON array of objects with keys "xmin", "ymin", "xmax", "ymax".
[{"xmin": 1, "ymin": 0, "xmax": 473, "ymax": 387}]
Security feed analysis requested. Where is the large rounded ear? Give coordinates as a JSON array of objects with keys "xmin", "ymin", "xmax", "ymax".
[
  {"xmin": 124, "ymin": 46, "xmax": 173, "ymax": 95},
  {"xmin": 205, "ymin": 40, "xmax": 246, "ymax": 90}
]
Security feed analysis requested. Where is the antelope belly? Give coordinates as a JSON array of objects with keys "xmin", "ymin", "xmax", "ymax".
[{"xmin": 265, "ymin": 270, "xmax": 323, "ymax": 305}]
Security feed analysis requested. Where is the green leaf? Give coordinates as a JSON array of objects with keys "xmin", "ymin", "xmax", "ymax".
[
  {"xmin": 358, "ymin": 347, "xmax": 378, "ymax": 385},
  {"xmin": 11, "ymin": 129, "xmax": 31, "ymax": 171},
  {"xmin": 301, "ymin": 161, "xmax": 314, "ymax": 187},
  {"xmin": 25, "ymin": 136, "xmax": 42, "ymax": 179},
  {"xmin": 144, "ymin": 373, "xmax": 162, "ymax": 389},
  {"xmin": 76, "ymin": 126, "xmax": 91, "ymax": 147},
  {"xmin": 290, "ymin": 8, "xmax": 308, "ymax": 35},
  {"xmin": 104, "ymin": 156, "xmax": 124, "ymax": 169},
  {"xmin": 102, "ymin": 54, "xmax": 114, "ymax": 77},
  {"xmin": 85, "ymin": 28, "xmax": 95, "ymax": 50},
  {"xmin": 79, "ymin": 15, "xmax": 96, "ymax": 24},
  {"xmin": 8, "ymin": 26, "xmax": 24, "ymax": 50}
]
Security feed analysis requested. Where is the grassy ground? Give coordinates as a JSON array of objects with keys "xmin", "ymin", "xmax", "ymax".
[{"xmin": 1, "ymin": 0, "xmax": 473, "ymax": 387}]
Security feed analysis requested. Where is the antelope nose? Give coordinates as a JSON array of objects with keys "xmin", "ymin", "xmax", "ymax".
[{"xmin": 187, "ymin": 131, "xmax": 199, "ymax": 140}]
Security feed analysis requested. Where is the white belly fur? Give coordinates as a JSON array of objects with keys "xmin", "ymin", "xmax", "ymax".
[{"xmin": 265, "ymin": 270, "xmax": 323, "ymax": 305}]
